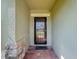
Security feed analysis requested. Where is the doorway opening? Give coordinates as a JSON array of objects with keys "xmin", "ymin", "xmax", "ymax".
[{"xmin": 34, "ymin": 17, "xmax": 47, "ymax": 44}]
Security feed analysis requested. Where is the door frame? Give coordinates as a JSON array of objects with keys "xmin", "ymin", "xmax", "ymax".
[{"xmin": 34, "ymin": 17, "xmax": 47, "ymax": 44}]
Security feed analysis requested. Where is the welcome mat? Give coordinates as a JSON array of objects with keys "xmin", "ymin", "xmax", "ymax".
[{"xmin": 35, "ymin": 46, "xmax": 48, "ymax": 50}]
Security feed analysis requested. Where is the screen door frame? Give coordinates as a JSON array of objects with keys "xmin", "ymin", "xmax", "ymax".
[{"xmin": 34, "ymin": 17, "xmax": 47, "ymax": 44}]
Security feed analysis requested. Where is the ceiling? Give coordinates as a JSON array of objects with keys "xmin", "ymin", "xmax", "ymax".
[{"xmin": 25, "ymin": 0, "xmax": 56, "ymax": 10}]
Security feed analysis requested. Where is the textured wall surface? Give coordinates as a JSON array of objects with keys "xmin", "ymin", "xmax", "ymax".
[
  {"xmin": 2, "ymin": 0, "xmax": 30, "ymax": 58},
  {"xmin": 1, "ymin": 0, "xmax": 16, "ymax": 51},
  {"xmin": 51, "ymin": 0, "xmax": 77, "ymax": 59},
  {"xmin": 1, "ymin": 0, "xmax": 16, "ymax": 58},
  {"xmin": 16, "ymin": 0, "xmax": 30, "ymax": 58}
]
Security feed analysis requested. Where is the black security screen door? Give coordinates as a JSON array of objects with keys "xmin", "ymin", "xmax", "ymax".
[{"xmin": 34, "ymin": 17, "xmax": 47, "ymax": 44}]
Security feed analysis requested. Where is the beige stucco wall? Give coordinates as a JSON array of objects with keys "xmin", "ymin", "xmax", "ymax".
[
  {"xmin": 2, "ymin": 0, "xmax": 30, "ymax": 58},
  {"xmin": 16, "ymin": 0, "xmax": 30, "ymax": 50},
  {"xmin": 51, "ymin": 0, "xmax": 77, "ymax": 59}
]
